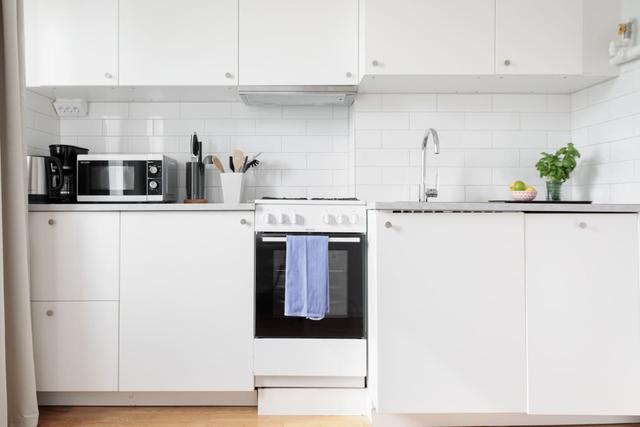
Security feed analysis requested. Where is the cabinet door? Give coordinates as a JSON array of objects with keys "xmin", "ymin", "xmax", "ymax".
[
  {"xmin": 32, "ymin": 302, "xmax": 119, "ymax": 391},
  {"xmin": 24, "ymin": 0, "xmax": 118, "ymax": 86},
  {"xmin": 28, "ymin": 212, "xmax": 120, "ymax": 301},
  {"xmin": 526, "ymin": 214, "xmax": 640, "ymax": 415},
  {"xmin": 119, "ymin": 0, "xmax": 238, "ymax": 86},
  {"xmin": 373, "ymin": 212, "xmax": 526, "ymax": 413},
  {"xmin": 239, "ymin": 0, "xmax": 358, "ymax": 85},
  {"xmin": 362, "ymin": 0, "xmax": 495, "ymax": 75},
  {"xmin": 119, "ymin": 212, "xmax": 254, "ymax": 391},
  {"xmin": 496, "ymin": 0, "xmax": 582, "ymax": 74}
]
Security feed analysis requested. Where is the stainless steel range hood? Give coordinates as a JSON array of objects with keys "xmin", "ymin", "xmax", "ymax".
[{"xmin": 238, "ymin": 85, "xmax": 357, "ymax": 106}]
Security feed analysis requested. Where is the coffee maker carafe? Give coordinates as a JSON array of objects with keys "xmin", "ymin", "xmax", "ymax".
[{"xmin": 48, "ymin": 144, "xmax": 89, "ymax": 203}]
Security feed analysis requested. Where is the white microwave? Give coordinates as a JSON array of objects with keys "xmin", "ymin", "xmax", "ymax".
[{"xmin": 76, "ymin": 154, "xmax": 178, "ymax": 203}]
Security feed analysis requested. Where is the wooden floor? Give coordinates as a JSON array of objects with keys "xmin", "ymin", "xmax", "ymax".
[{"xmin": 38, "ymin": 406, "xmax": 371, "ymax": 427}]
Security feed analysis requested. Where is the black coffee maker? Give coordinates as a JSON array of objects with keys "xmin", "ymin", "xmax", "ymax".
[{"xmin": 48, "ymin": 144, "xmax": 89, "ymax": 203}]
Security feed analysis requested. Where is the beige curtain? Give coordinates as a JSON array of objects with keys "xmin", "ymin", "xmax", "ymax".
[{"xmin": 0, "ymin": 0, "xmax": 39, "ymax": 425}]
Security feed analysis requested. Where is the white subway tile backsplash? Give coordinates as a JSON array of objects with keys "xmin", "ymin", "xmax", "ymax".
[
  {"xmin": 105, "ymin": 119, "xmax": 153, "ymax": 136},
  {"xmin": 231, "ymin": 103, "xmax": 281, "ymax": 119},
  {"xmin": 355, "ymin": 130, "xmax": 382, "ymax": 148},
  {"xmin": 282, "ymin": 169, "xmax": 333, "ymax": 186},
  {"xmin": 180, "ymin": 102, "xmax": 231, "ymax": 119},
  {"xmin": 587, "ymin": 73, "xmax": 634, "ymax": 105},
  {"xmin": 229, "ymin": 135, "xmax": 282, "ymax": 153},
  {"xmin": 356, "ymin": 167, "xmax": 382, "ymax": 185},
  {"xmin": 307, "ymin": 153, "xmax": 348, "ymax": 169},
  {"xmin": 282, "ymin": 136, "xmax": 331, "ymax": 153},
  {"xmin": 382, "ymin": 94, "xmax": 436, "ymax": 112},
  {"xmin": 492, "ymin": 131, "xmax": 547, "ymax": 148},
  {"xmin": 205, "ymin": 119, "xmax": 255, "ymax": 135},
  {"xmin": 465, "ymin": 150, "xmax": 519, "ymax": 167},
  {"xmin": 520, "ymin": 113, "xmax": 570, "ymax": 131},
  {"xmin": 437, "ymin": 95, "xmax": 491, "ymax": 112},
  {"xmin": 357, "ymin": 149, "xmax": 409, "ymax": 166},
  {"xmin": 571, "ymin": 90, "xmax": 588, "ymax": 111},
  {"xmin": 492, "ymin": 95, "xmax": 546, "ymax": 113},
  {"xmin": 307, "ymin": 119, "xmax": 349, "ymax": 136},
  {"xmin": 154, "ymin": 119, "xmax": 204, "ymax": 136},
  {"xmin": 353, "ymin": 94, "xmax": 382, "ymax": 112},
  {"xmin": 129, "ymin": 102, "xmax": 180, "ymax": 119},
  {"xmin": 255, "ymin": 119, "xmax": 305, "ymax": 135},
  {"xmin": 465, "ymin": 113, "xmax": 519, "ymax": 130},
  {"xmin": 60, "ymin": 119, "xmax": 102, "ymax": 136},
  {"xmin": 410, "ymin": 112, "xmax": 465, "ymax": 130},
  {"xmin": 355, "ymin": 112, "xmax": 409, "ymax": 130},
  {"xmin": 546, "ymin": 95, "xmax": 571, "ymax": 113},
  {"xmin": 87, "ymin": 102, "xmax": 129, "ymax": 119},
  {"xmin": 547, "ymin": 131, "xmax": 572, "ymax": 148}
]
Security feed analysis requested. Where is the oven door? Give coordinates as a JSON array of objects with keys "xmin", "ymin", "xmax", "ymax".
[
  {"xmin": 255, "ymin": 232, "xmax": 365, "ymax": 339},
  {"xmin": 77, "ymin": 160, "xmax": 148, "ymax": 201}
]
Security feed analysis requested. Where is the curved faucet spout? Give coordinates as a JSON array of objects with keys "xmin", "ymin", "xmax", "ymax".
[{"xmin": 420, "ymin": 128, "xmax": 440, "ymax": 202}]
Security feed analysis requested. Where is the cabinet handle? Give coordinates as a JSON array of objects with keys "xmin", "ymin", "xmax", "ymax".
[
  {"xmin": 104, "ymin": 72, "xmax": 114, "ymax": 79},
  {"xmin": 47, "ymin": 218, "xmax": 55, "ymax": 226},
  {"xmin": 503, "ymin": 59, "xmax": 511, "ymax": 66},
  {"xmin": 225, "ymin": 72, "xmax": 233, "ymax": 79},
  {"xmin": 46, "ymin": 309, "xmax": 54, "ymax": 317},
  {"xmin": 346, "ymin": 72, "xmax": 353, "ymax": 78},
  {"xmin": 240, "ymin": 218, "xmax": 247, "ymax": 225},
  {"xmin": 578, "ymin": 221, "xmax": 587, "ymax": 229},
  {"xmin": 384, "ymin": 221, "xmax": 392, "ymax": 229},
  {"xmin": 372, "ymin": 60, "xmax": 379, "ymax": 67}
]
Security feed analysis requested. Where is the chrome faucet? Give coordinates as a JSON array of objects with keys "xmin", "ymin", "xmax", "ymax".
[{"xmin": 419, "ymin": 128, "xmax": 440, "ymax": 202}]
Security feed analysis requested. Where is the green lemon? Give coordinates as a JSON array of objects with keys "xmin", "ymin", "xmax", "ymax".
[{"xmin": 511, "ymin": 180, "xmax": 526, "ymax": 191}]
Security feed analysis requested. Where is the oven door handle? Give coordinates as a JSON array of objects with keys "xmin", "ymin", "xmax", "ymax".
[{"xmin": 261, "ymin": 236, "xmax": 361, "ymax": 243}]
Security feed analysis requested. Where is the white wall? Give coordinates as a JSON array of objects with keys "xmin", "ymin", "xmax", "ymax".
[
  {"xmin": 353, "ymin": 94, "xmax": 571, "ymax": 201},
  {"xmin": 571, "ymin": 60, "xmax": 640, "ymax": 203},
  {"xmin": 58, "ymin": 103, "xmax": 350, "ymax": 202},
  {"xmin": 25, "ymin": 90, "xmax": 59, "ymax": 155}
]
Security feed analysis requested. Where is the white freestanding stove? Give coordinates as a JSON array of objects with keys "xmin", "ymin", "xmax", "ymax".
[{"xmin": 253, "ymin": 198, "xmax": 368, "ymax": 416}]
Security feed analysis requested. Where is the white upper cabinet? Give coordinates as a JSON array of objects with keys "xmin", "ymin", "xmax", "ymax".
[
  {"xmin": 24, "ymin": 0, "xmax": 118, "ymax": 86},
  {"xmin": 239, "ymin": 0, "xmax": 358, "ymax": 86},
  {"xmin": 496, "ymin": 0, "xmax": 618, "ymax": 75},
  {"xmin": 496, "ymin": 0, "xmax": 582, "ymax": 75},
  {"xmin": 119, "ymin": 0, "xmax": 238, "ymax": 86},
  {"xmin": 526, "ymin": 214, "xmax": 640, "ymax": 415},
  {"xmin": 361, "ymin": 0, "xmax": 496, "ymax": 76}
]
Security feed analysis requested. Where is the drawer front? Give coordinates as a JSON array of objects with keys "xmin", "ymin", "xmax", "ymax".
[
  {"xmin": 254, "ymin": 338, "xmax": 367, "ymax": 377},
  {"xmin": 32, "ymin": 301, "xmax": 119, "ymax": 391},
  {"xmin": 29, "ymin": 212, "xmax": 119, "ymax": 301}
]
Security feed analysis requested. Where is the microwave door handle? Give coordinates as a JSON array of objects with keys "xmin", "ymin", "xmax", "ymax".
[{"xmin": 261, "ymin": 237, "xmax": 361, "ymax": 243}]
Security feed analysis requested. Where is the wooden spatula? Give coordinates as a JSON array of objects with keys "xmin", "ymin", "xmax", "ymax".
[
  {"xmin": 232, "ymin": 149, "xmax": 245, "ymax": 174},
  {"xmin": 212, "ymin": 155, "xmax": 225, "ymax": 173}
]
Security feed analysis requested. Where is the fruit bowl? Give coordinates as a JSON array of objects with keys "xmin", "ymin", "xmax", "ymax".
[{"xmin": 511, "ymin": 190, "xmax": 537, "ymax": 202}]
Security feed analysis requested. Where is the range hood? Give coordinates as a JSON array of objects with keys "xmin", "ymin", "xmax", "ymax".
[{"xmin": 238, "ymin": 85, "xmax": 357, "ymax": 106}]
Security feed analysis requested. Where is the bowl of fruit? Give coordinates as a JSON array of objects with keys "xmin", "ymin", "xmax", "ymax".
[{"xmin": 510, "ymin": 181, "xmax": 537, "ymax": 202}]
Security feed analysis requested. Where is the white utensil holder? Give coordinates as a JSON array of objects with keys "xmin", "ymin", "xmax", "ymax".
[{"xmin": 220, "ymin": 172, "xmax": 245, "ymax": 203}]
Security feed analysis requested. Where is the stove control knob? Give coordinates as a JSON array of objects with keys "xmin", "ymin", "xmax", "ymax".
[
  {"xmin": 263, "ymin": 213, "xmax": 274, "ymax": 224},
  {"xmin": 277, "ymin": 213, "xmax": 287, "ymax": 224},
  {"xmin": 350, "ymin": 214, "xmax": 359, "ymax": 224},
  {"xmin": 336, "ymin": 214, "xmax": 346, "ymax": 225},
  {"xmin": 322, "ymin": 213, "xmax": 332, "ymax": 224},
  {"xmin": 289, "ymin": 212, "xmax": 299, "ymax": 224}
]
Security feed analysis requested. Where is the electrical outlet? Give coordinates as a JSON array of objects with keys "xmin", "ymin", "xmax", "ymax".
[{"xmin": 53, "ymin": 99, "xmax": 88, "ymax": 117}]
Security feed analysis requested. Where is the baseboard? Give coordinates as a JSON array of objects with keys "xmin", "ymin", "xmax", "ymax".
[
  {"xmin": 257, "ymin": 388, "xmax": 368, "ymax": 416},
  {"xmin": 371, "ymin": 413, "xmax": 640, "ymax": 427},
  {"xmin": 37, "ymin": 391, "xmax": 257, "ymax": 406}
]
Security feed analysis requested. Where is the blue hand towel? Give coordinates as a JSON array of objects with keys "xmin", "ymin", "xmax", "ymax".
[{"xmin": 285, "ymin": 235, "xmax": 330, "ymax": 320}]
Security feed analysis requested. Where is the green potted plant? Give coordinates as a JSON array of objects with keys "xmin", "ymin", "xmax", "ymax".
[{"xmin": 535, "ymin": 143, "xmax": 581, "ymax": 201}]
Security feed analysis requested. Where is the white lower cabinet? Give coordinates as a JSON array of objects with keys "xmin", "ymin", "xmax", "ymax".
[
  {"xmin": 119, "ymin": 211, "xmax": 254, "ymax": 391},
  {"xmin": 526, "ymin": 213, "xmax": 640, "ymax": 415},
  {"xmin": 370, "ymin": 212, "xmax": 527, "ymax": 413},
  {"xmin": 31, "ymin": 301, "xmax": 119, "ymax": 391}
]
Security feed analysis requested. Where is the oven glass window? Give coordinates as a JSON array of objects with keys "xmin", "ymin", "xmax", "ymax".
[
  {"xmin": 78, "ymin": 160, "xmax": 147, "ymax": 196},
  {"xmin": 256, "ymin": 233, "xmax": 365, "ymax": 339}
]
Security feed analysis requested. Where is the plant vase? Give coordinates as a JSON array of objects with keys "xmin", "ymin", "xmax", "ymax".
[
  {"xmin": 220, "ymin": 172, "xmax": 245, "ymax": 204},
  {"xmin": 546, "ymin": 181, "xmax": 562, "ymax": 201}
]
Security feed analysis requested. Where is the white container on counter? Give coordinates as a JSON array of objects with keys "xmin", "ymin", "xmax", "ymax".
[{"xmin": 220, "ymin": 172, "xmax": 245, "ymax": 204}]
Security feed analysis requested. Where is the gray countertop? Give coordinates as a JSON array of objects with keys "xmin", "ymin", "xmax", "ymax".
[
  {"xmin": 367, "ymin": 202, "xmax": 640, "ymax": 213},
  {"xmin": 29, "ymin": 203, "xmax": 255, "ymax": 212}
]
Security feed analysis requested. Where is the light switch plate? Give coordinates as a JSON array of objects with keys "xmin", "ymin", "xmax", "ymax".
[{"xmin": 53, "ymin": 99, "xmax": 88, "ymax": 117}]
